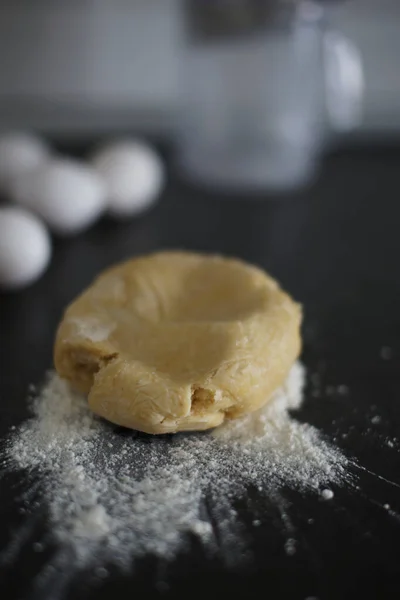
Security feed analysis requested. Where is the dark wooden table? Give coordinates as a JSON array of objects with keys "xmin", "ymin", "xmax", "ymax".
[{"xmin": 1, "ymin": 146, "xmax": 400, "ymax": 599}]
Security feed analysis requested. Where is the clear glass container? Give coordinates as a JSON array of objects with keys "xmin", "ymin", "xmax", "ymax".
[{"xmin": 176, "ymin": 0, "xmax": 363, "ymax": 191}]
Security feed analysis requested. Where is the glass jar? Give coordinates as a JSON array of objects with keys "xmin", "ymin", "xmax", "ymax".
[{"xmin": 176, "ymin": 0, "xmax": 363, "ymax": 191}]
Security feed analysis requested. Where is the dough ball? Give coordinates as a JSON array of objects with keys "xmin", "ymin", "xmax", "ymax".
[
  {"xmin": 54, "ymin": 252, "xmax": 302, "ymax": 434},
  {"xmin": 0, "ymin": 131, "xmax": 49, "ymax": 193},
  {"xmin": 0, "ymin": 206, "xmax": 51, "ymax": 289},
  {"xmin": 12, "ymin": 158, "xmax": 107, "ymax": 235},
  {"xmin": 91, "ymin": 140, "xmax": 164, "ymax": 218}
]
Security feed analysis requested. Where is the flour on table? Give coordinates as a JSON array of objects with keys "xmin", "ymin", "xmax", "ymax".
[{"xmin": 3, "ymin": 362, "xmax": 350, "ymax": 571}]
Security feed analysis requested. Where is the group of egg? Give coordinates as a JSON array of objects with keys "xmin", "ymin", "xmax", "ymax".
[{"xmin": 0, "ymin": 132, "xmax": 164, "ymax": 290}]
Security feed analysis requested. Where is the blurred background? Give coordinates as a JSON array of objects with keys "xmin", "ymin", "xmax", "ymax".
[
  {"xmin": 0, "ymin": 0, "xmax": 398, "ymax": 287},
  {"xmin": 0, "ymin": 0, "xmax": 396, "ymax": 140}
]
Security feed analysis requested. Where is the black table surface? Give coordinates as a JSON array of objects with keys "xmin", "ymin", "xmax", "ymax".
[{"xmin": 1, "ymin": 146, "xmax": 400, "ymax": 600}]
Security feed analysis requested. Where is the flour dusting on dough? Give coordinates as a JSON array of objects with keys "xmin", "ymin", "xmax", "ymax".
[{"xmin": 68, "ymin": 317, "xmax": 115, "ymax": 343}]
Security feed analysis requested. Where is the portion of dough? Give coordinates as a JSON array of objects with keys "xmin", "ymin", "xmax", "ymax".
[{"xmin": 54, "ymin": 251, "xmax": 302, "ymax": 434}]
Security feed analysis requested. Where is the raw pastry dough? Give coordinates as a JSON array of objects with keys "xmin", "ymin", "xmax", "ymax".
[{"xmin": 54, "ymin": 251, "xmax": 302, "ymax": 434}]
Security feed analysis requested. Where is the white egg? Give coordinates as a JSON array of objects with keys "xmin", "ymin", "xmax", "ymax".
[
  {"xmin": 0, "ymin": 207, "xmax": 51, "ymax": 289},
  {"xmin": 12, "ymin": 158, "xmax": 107, "ymax": 235},
  {"xmin": 91, "ymin": 140, "xmax": 164, "ymax": 218},
  {"xmin": 0, "ymin": 131, "xmax": 49, "ymax": 193}
]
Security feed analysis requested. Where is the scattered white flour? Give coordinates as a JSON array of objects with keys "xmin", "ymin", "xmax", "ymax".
[
  {"xmin": 310, "ymin": 374, "xmax": 349, "ymax": 399},
  {"xmin": 321, "ymin": 489, "xmax": 334, "ymax": 501},
  {"xmin": 4, "ymin": 362, "xmax": 349, "ymax": 571}
]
